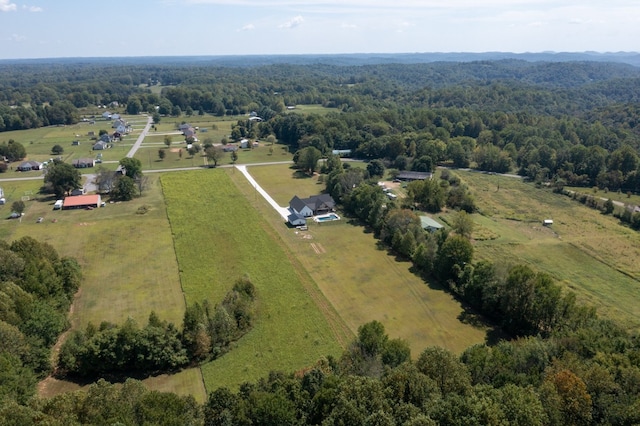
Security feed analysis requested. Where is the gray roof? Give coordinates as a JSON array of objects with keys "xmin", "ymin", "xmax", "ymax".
[
  {"xmin": 420, "ymin": 216, "xmax": 443, "ymax": 230},
  {"xmin": 398, "ymin": 171, "xmax": 433, "ymax": 180},
  {"xmin": 289, "ymin": 194, "xmax": 336, "ymax": 214}
]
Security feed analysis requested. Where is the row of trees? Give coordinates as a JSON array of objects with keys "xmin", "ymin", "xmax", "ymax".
[
  {"xmin": 57, "ymin": 276, "xmax": 257, "ymax": 379},
  {"xmin": 6, "ymin": 316, "xmax": 640, "ymax": 425}
]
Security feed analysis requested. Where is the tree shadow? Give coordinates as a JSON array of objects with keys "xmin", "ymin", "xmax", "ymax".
[{"xmin": 292, "ymin": 170, "xmax": 312, "ymax": 179}]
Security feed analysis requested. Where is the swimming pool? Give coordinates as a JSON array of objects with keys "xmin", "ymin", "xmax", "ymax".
[{"xmin": 313, "ymin": 213, "xmax": 341, "ymax": 222}]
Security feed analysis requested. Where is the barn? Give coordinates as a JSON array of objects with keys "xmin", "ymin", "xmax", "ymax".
[{"xmin": 62, "ymin": 194, "xmax": 102, "ymax": 210}]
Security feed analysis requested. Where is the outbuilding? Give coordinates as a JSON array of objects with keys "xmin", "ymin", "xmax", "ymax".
[
  {"xmin": 62, "ymin": 194, "xmax": 101, "ymax": 210},
  {"xmin": 543, "ymin": 219, "xmax": 554, "ymax": 226}
]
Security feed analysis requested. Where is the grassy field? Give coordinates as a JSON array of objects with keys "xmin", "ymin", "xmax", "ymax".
[
  {"xmin": 0, "ymin": 174, "xmax": 205, "ymax": 401},
  {"xmin": 450, "ymin": 170, "xmax": 640, "ymax": 330},
  {"xmin": 0, "ymin": 115, "xmax": 147, "ymax": 161},
  {"xmin": 246, "ymin": 164, "xmax": 489, "ymax": 355},
  {"xmin": 565, "ymin": 185, "xmax": 640, "ymax": 207},
  {"xmin": 161, "ymin": 170, "xmax": 347, "ymax": 391}
]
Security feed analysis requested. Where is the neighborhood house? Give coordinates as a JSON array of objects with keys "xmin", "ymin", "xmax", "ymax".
[
  {"xmin": 16, "ymin": 160, "xmax": 42, "ymax": 171},
  {"xmin": 289, "ymin": 194, "xmax": 336, "ymax": 218}
]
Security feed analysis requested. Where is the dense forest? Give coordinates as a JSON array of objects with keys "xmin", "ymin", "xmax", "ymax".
[
  {"xmin": 2, "ymin": 58, "xmax": 640, "ymax": 195},
  {"xmin": 2, "ymin": 57, "xmax": 640, "ymax": 424}
]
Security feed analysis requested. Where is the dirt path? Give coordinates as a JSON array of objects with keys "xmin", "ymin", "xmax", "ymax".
[{"xmin": 37, "ymin": 288, "xmax": 82, "ymax": 398}]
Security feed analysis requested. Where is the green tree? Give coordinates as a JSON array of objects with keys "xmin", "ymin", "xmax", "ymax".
[
  {"xmin": 367, "ymin": 159, "xmax": 385, "ymax": 178},
  {"xmin": 112, "ymin": 176, "xmax": 136, "ymax": 201},
  {"xmin": 296, "ymin": 146, "xmax": 322, "ymax": 174},
  {"xmin": 452, "ymin": 211, "xmax": 474, "ymax": 238},
  {"xmin": 0, "ymin": 139, "xmax": 27, "ymax": 162},
  {"xmin": 126, "ymin": 96, "xmax": 142, "ymax": 115},
  {"xmin": 51, "ymin": 144, "xmax": 64, "ymax": 155},
  {"xmin": 603, "ymin": 198, "xmax": 614, "ymax": 214},
  {"xmin": 415, "ymin": 346, "xmax": 471, "ymax": 395},
  {"xmin": 436, "ymin": 235, "xmax": 474, "ymax": 284},
  {"xmin": 158, "ymin": 148, "xmax": 166, "ymax": 161},
  {"xmin": 11, "ymin": 200, "xmax": 25, "ymax": 214},
  {"xmin": 231, "ymin": 150, "xmax": 238, "ymax": 164},
  {"xmin": 205, "ymin": 146, "xmax": 224, "ymax": 167},
  {"xmin": 44, "ymin": 162, "xmax": 81, "ymax": 198},
  {"xmin": 164, "ymin": 135, "xmax": 172, "ymax": 148},
  {"xmin": 119, "ymin": 157, "xmax": 142, "ymax": 179},
  {"xmin": 357, "ymin": 320, "xmax": 388, "ymax": 357}
]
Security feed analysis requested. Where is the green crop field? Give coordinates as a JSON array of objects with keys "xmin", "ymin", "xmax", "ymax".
[
  {"xmin": 161, "ymin": 170, "xmax": 347, "ymax": 391},
  {"xmin": 451, "ymin": 170, "xmax": 640, "ymax": 330},
  {"xmin": 245, "ymin": 163, "xmax": 489, "ymax": 355}
]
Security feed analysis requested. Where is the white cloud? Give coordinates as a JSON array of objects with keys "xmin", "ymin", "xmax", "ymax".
[
  {"xmin": 279, "ymin": 15, "xmax": 304, "ymax": 29},
  {"xmin": 238, "ymin": 23, "xmax": 255, "ymax": 31},
  {"xmin": 0, "ymin": 0, "xmax": 17, "ymax": 12},
  {"xmin": 27, "ymin": 5, "xmax": 43, "ymax": 12}
]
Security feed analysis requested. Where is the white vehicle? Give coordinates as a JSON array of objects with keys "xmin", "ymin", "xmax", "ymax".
[{"xmin": 53, "ymin": 200, "xmax": 63, "ymax": 210}]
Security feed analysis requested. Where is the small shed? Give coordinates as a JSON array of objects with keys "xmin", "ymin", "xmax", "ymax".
[{"xmin": 543, "ymin": 219, "xmax": 554, "ymax": 226}]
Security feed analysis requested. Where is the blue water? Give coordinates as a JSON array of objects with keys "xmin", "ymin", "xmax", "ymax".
[{"xmin": 316, "ymin": 214, "xmax": 339, "ymax": 222}]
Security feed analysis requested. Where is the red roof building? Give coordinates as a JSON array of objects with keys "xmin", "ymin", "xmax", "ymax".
[{"xmin": 62, "ymin": 194, "xmax": 101, "ymax": 210}]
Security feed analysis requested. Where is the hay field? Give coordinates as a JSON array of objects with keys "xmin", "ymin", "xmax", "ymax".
[
  {"xmin": 246, "ymin": 164, "xmax": 489, "ymax": 355},
  {"xmin": 453, "ymin": 170, "xmax": 640, "ymax": 329}
]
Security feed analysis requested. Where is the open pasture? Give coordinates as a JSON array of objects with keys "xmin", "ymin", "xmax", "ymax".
[
  {"xmin": 161, "ymin": 170, "xmax": 345, "ymax": 390},
  {"xmin": 454, "ymin": 170, "xmax": 640, "ymax": 329},
  {"xmin": 0, "ymin": 175, "xmax": 204, "ymax": 400},
  {"xmin": 246, "ymin": 163, "xmax": 488, "ymax": 355},
  {"xmin": 0, "ymin": 115, "xmax": 146, "ymax": 166},
  {"xmin": 134, "ymin": 142, "xmax": 292, "ymax": 171}
]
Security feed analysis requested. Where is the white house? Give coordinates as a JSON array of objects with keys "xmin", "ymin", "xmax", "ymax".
[{"xmin": 102, "ymin": 111, "xmax": 112, "ymax": 119}]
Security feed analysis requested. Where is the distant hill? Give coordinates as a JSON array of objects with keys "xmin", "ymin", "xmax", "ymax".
[{"xmin": 1, "ymin": 51, "xmax": 640, "ymax": 67}]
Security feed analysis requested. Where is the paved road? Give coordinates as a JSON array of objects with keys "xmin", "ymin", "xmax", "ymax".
[{"xmin": 126, "ymin": 115, "xmax": 153, "ymax": 158}]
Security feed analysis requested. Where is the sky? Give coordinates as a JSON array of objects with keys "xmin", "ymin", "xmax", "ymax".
[{"xmin": 1, "ymin": 0, "xmax": 639, "ymax": 59}]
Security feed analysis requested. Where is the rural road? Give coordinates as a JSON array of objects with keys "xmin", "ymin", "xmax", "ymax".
[{"xmin": 126, "ymin": 115, "xmax": 153, "ymax": 158}]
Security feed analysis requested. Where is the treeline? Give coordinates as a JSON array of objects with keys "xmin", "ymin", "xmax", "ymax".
[
  {"xmin": 57, "ymin": 276, "xmax": 256, "ymax": 379},
  {"xmin": 5, "ymin": 318, "xmax": 640, "ymax": 425},
  {"xmin": 325, "ymin": 162, "xmax": 591, "ymax": 339},
  {"xmin": 0, "ymin": 237, "xmax": 81, "ymax": 404}
]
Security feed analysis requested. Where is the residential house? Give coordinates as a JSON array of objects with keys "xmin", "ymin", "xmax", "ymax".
[
  {"xmin": 110, "ymin": 113, "xmax": 121, "ymax": 121},
  {"xmin": 99, "ymin": 133, "xmax": 112, "ymax": 143},
  {"xmin": 72, "ymin": 158, "xmax": 95, "ymax": 168},
  {"xmin": 223, "ymin": 145, "xmax": 238, "ymax": 152},
  {"xmin": 102, "ymin": 111, "xmax": 112, "ymax": 119},
  {"xmin": 289, "ymin": 194, "xmax": 336, "ymax": 217},
  {"xmin": 93, "ymin": 141, "xmax": 109, "ymax": 150},
  {"xmin": 183, "ymin": 127, "xmax": 197, "ymax": 139},
  {"xmin": 16, "ymin": 160, "xmax": 42, "ymax": 171}
]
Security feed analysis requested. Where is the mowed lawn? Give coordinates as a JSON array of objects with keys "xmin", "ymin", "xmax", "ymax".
[
  {"xmin": 161, "ymin": 170, "xmax": 345, "ymax": 391},
  {"xmin": 246, "ymin": 164, "xmax": 489, "ymax": 356},
  {"xmin": 1, "ymin": 174, "xmax": 205, "ymax": 401},
  {"xmin": 454, "ymin": 170, "xmax": 640, "ymax": 329}
]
